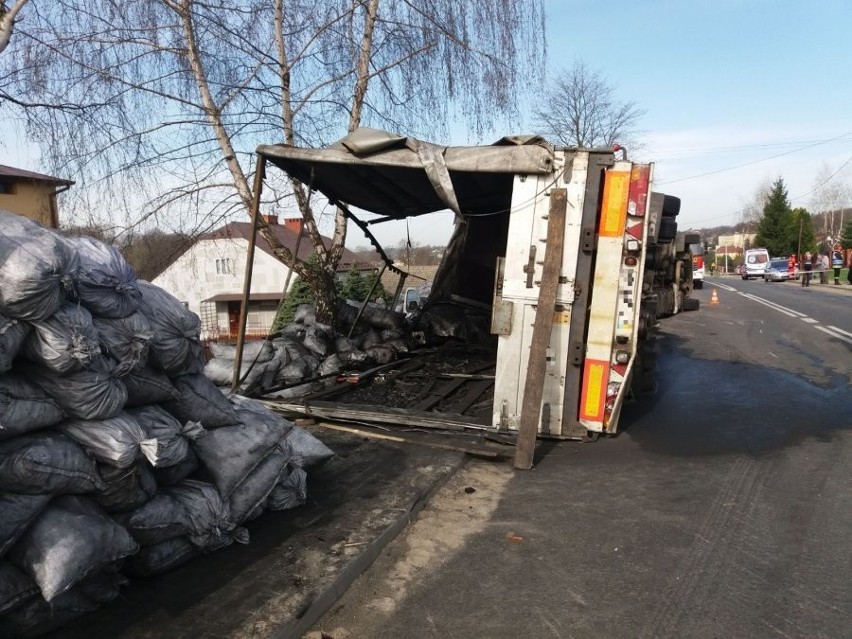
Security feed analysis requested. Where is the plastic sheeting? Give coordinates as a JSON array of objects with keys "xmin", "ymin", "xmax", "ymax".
[
  {"xmin": 0, "ymin": 561, "xmax": 39, "ymax": 617},
  {"xmin": 62, "ymin": 235, "xmax": 142, "ymax": 319}
]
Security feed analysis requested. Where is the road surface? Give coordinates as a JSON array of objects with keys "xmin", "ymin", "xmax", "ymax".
[{"xmin": 310, "ymin": 281, "xmax": 852, "ymax": 639}]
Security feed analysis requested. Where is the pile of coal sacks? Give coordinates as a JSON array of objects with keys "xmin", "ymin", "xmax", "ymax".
[
  {"xmin": 203, "ymin": 297, "xmax": 414, "ymax": 398},
  {"xmin": 0, "ymin": 210, "xmax": 332, "ymax": 636}
]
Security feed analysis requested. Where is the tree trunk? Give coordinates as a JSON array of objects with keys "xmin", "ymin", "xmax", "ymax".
[{"xmin": 303, "ymin": 263, "xmax": 338, "ymax": 326}]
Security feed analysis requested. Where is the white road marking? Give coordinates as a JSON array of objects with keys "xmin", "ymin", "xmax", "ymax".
[
  {"xmin": 718, "ymin": 285, "xmax": 852, "ymax": 348},
  {"xmin": 828, "ymin": 325, "xmax": 852, "ymax": 339},
  {"xmin": 740, "ymin": 293, "xmax": 800, "ymax": 318},
  {"xmin": 816, "ymin": 325, "xmax": 852, "ymax": 346}
]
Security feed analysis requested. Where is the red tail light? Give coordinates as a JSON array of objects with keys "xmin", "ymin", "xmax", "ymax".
[{"xmin": 693, "ymin": 256, "xmax": 704, "ymax": 269}]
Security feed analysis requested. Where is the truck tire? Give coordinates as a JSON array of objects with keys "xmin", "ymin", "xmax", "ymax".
[
  {"xmin": 658, "ymin": 217, "xmax": 677, "ymax": 243},
  {"xmin": 661, "ymin": 195, "xmax": 681, "ymax": 218},
  {"xmin": 682, "ymin": 297, "xmax": 700, "ymax": 311}
]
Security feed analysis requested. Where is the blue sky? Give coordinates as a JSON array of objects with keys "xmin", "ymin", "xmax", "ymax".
[
  {"xmin": 373, "ymin": 0, "xmax": 852, "ymax": 248},
  {"xmin": 3, "ymin": 1, "xmax": 850, "ymax": 250}
]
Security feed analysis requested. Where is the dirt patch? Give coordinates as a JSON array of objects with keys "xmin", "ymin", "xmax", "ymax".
[{"xmin": 309, "ymin": 459, "xmax": 513, "ymax": 636}]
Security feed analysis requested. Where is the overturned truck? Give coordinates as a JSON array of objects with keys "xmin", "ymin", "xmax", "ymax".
[{"xmin": 253, "ymin": 129, "xmax": 697, "ymax": 444}]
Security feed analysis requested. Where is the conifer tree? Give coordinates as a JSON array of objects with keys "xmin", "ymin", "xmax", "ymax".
[{"xmin": 755, "ymin": 178, "xmax": 794, "ymax": 255}]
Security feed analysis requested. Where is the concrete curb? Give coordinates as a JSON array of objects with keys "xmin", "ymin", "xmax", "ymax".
[{"xmin": 275, "ymin": 453, "xmax": 468, "ymax": 639}]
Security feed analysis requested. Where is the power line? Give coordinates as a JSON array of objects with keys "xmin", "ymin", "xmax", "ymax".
[
  {"xmin": 655, "ymin": 131, "xmax": 852, "ymax": 186},
  {"xmin": 790, "ymin": 156, "xmax": 852, "ymax": 202}
]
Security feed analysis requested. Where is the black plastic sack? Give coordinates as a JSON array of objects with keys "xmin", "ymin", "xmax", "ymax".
[
  {"xmin": 21, "ymin": 302, "xmax": 101, "ymax": 373},
  {"xmin": 227, "ymin": 446, "xmax": 288, "ymax": 525},
  {"xmin": 92, "ymin": 311, "xmax": 153, "ymax": 376},
  {"xmin": 21, "ymin": 357, "xmax": 127, "ymax": 421},
  {"xmin": 208, "ymin": 340, "xmax": 274, "ymax": 363},
  {"xmin": 0, "ymin": 210, "xmax": 77, "ymax": 321},
  {"xmin": 152, "ymin": 447, "xmax": 200, "ymax": 487},
  {"xmin": 288, "ymin": 426, "xmax": 334, "ymax": 468},
  {"xmin": 359, "ymin": 306, "xmax": 406, "ymax": 331},
  {"xmin": 92, "ymin": 461, "xmax": 157, "ymax": 514},
  {"xmin": 128, "ymin": 404, "xmax": 204, "ymax": 468},
  {"xmin": 9, "ymin": 495, "xmax": 138, "ymax": 601},
  {"xmin": 123, "ymin": 536, "xmax": 200, "ymax": 577},
  {"xmin": 162, "ymin": 373, "xmax": 239, "ymax": 429},
  {"xmin": 62, "ymin": 235, "xmax": 142, "ymax": 319},
  {"xmin": 0, "ymin": 494, "xmax": 52, "ymax": 559},
  {"xmin": 123, "ymin": 366, "xmax": 181, "ymax": 407},
  {"xmin": 114, "ymin": 479, "xmax": 234, "ymax": 549},
  {"xmin": 192, "ymin": 405, "xmax": 292, "ymax": 499},
  {"xmin": 318, "ymin": 353, "xmax": 342, "ymax": 376},
  {"xmin": 58, "ymin": 411, "xmax": 155, "ymax": 469},
  {"xmin": 0, "ymin": 433, "xmax": 105, "ymax": 495},
  {"xmin": 137, "ymin": 282, "xmax": 205, "ymax": 375},
  {"xmin": 0, "ymin": 570, "xmax": 127, "ymax": 637},
  {"xmin": 293, "ymin": 304, "xmax": 316, "ymax": 325},
  {"xmin": 363, "ymin": 344, "xmax": 396, "ymax": 365},
  {"xmin": 0, "ymin": 560, "xmax": 39, "ymax": 617},
  {"xmin": 265, "ymin": 465, "xmax": 308, "ymax": 511},
  {"xmin": 303, "ymin": 326, "xmax": 331, "ymax": 357},
  {"xmin": 0, "ymin": 314, "xmax": 29, "ymax": 374},
  {"xmin": 0, "ymin": 373, "xmax": 64, "ymax": 440}
]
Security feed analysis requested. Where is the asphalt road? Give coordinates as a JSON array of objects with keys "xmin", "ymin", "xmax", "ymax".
[{"xmin": 311, "ymin": 280, "xmax": 852, "ymax": 639}]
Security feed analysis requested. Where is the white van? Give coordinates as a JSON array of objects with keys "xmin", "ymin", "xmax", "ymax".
[{"xmin": 742, "ymin": 248, "xmax": 769, "ymax": 280}]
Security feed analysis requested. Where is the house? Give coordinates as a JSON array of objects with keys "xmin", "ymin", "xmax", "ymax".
[
  {"xmin": 152, "ymin": 216, "xmax": 372, "ymax": 340},
  {"xmin": 0, "ymin": 164, "xmax": 74, "ymax": 228}
]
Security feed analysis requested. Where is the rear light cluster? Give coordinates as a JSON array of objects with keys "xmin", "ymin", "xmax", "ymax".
[{"xmin": 693, "ymin": 256, "xmax": 704, "ymax": 269}]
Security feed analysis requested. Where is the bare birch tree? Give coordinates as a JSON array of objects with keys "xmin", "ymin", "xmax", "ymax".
[
  {"xmin": 0, "ymin": 0, "xmax": 28, "ymax": 54},
  {"xmin": 0, "ymin": 0, "xmax": 546, "ymax": 321},
  {"xmin": 532, "ymin": 60, "xmax": 643, "ymax": 149},
  {"xmin": 809, "ymin": 162, "xmax": 852, "ymax": 243}
]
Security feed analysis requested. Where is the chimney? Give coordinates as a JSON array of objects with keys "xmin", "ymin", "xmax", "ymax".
[
  {"xmin": 263, "ymin": 214, "xmax": 279, "ymax": 226},
  {"xmin": 283, "ymin": 217, "xmax": 303, "ymax": 234}
]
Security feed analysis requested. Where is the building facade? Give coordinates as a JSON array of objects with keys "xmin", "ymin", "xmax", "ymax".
[
  {"xmin": 0, "ymin": 165, "xmax": 74, "ymax": 228},
  {"xmin": 152, "ymin": 217, "xmax": 369, "ymax": 340}
]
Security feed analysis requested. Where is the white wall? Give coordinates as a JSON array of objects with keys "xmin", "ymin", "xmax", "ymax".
[{"xmin": 152, "ymin": 237, "xmax": 293, "ymax": 319}]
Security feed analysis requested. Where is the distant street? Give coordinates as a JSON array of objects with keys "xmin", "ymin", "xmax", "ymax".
[{"xmin": 313, "ymin": 279, "xmax": 852, "ymax": 639}]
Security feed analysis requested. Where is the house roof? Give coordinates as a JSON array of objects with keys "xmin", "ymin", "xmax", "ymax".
[
  {"xmin": 202, "ymin": 292, "xmax": 283, "ymax": 303},
  {"xmin": 0, "ymin": 164, "xmax": 74, "ymax": 187},
  {"xmin": 199, "ymin": 221, "xmax": 367, "ymax": 269}
]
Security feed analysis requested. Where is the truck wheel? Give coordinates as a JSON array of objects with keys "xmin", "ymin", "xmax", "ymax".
[
  {"xmin": 682, "ymin": 297, "xmax": 700, "ymax": 311},
  {"xmin": 694, "ymin": 280, "xmax": 703, "ymax": 289},
  {"xmin": 658, "ymin": 217, "xmax": 677, "ymax": 243},
  {"xmin": 661, "ymin": 195, "xmax": 681, "ymax": 218}
]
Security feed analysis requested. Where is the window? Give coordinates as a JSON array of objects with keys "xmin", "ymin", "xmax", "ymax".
[
  {"xmin": 0, "ymin": 180, "xmax": 15, "ymax": 195},
  {"xmin": 215, "ymin": 258, "xmax": 233, "ymax": 275}
]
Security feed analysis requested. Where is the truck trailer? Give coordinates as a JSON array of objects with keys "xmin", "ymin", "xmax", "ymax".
[{"xmin": 251, "ymin": 129, "xmax": 698, "ymax": 454}]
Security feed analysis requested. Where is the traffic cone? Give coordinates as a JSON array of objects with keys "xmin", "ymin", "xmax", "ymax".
[{"xmin": 710, "ymin": 288, "xmax": 719, "ymax": 305}]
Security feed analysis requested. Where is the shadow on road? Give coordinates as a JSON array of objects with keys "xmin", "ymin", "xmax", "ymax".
[{"xmin": 619, "ymin": 332, "xmax": 852, "ymax": 458}]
